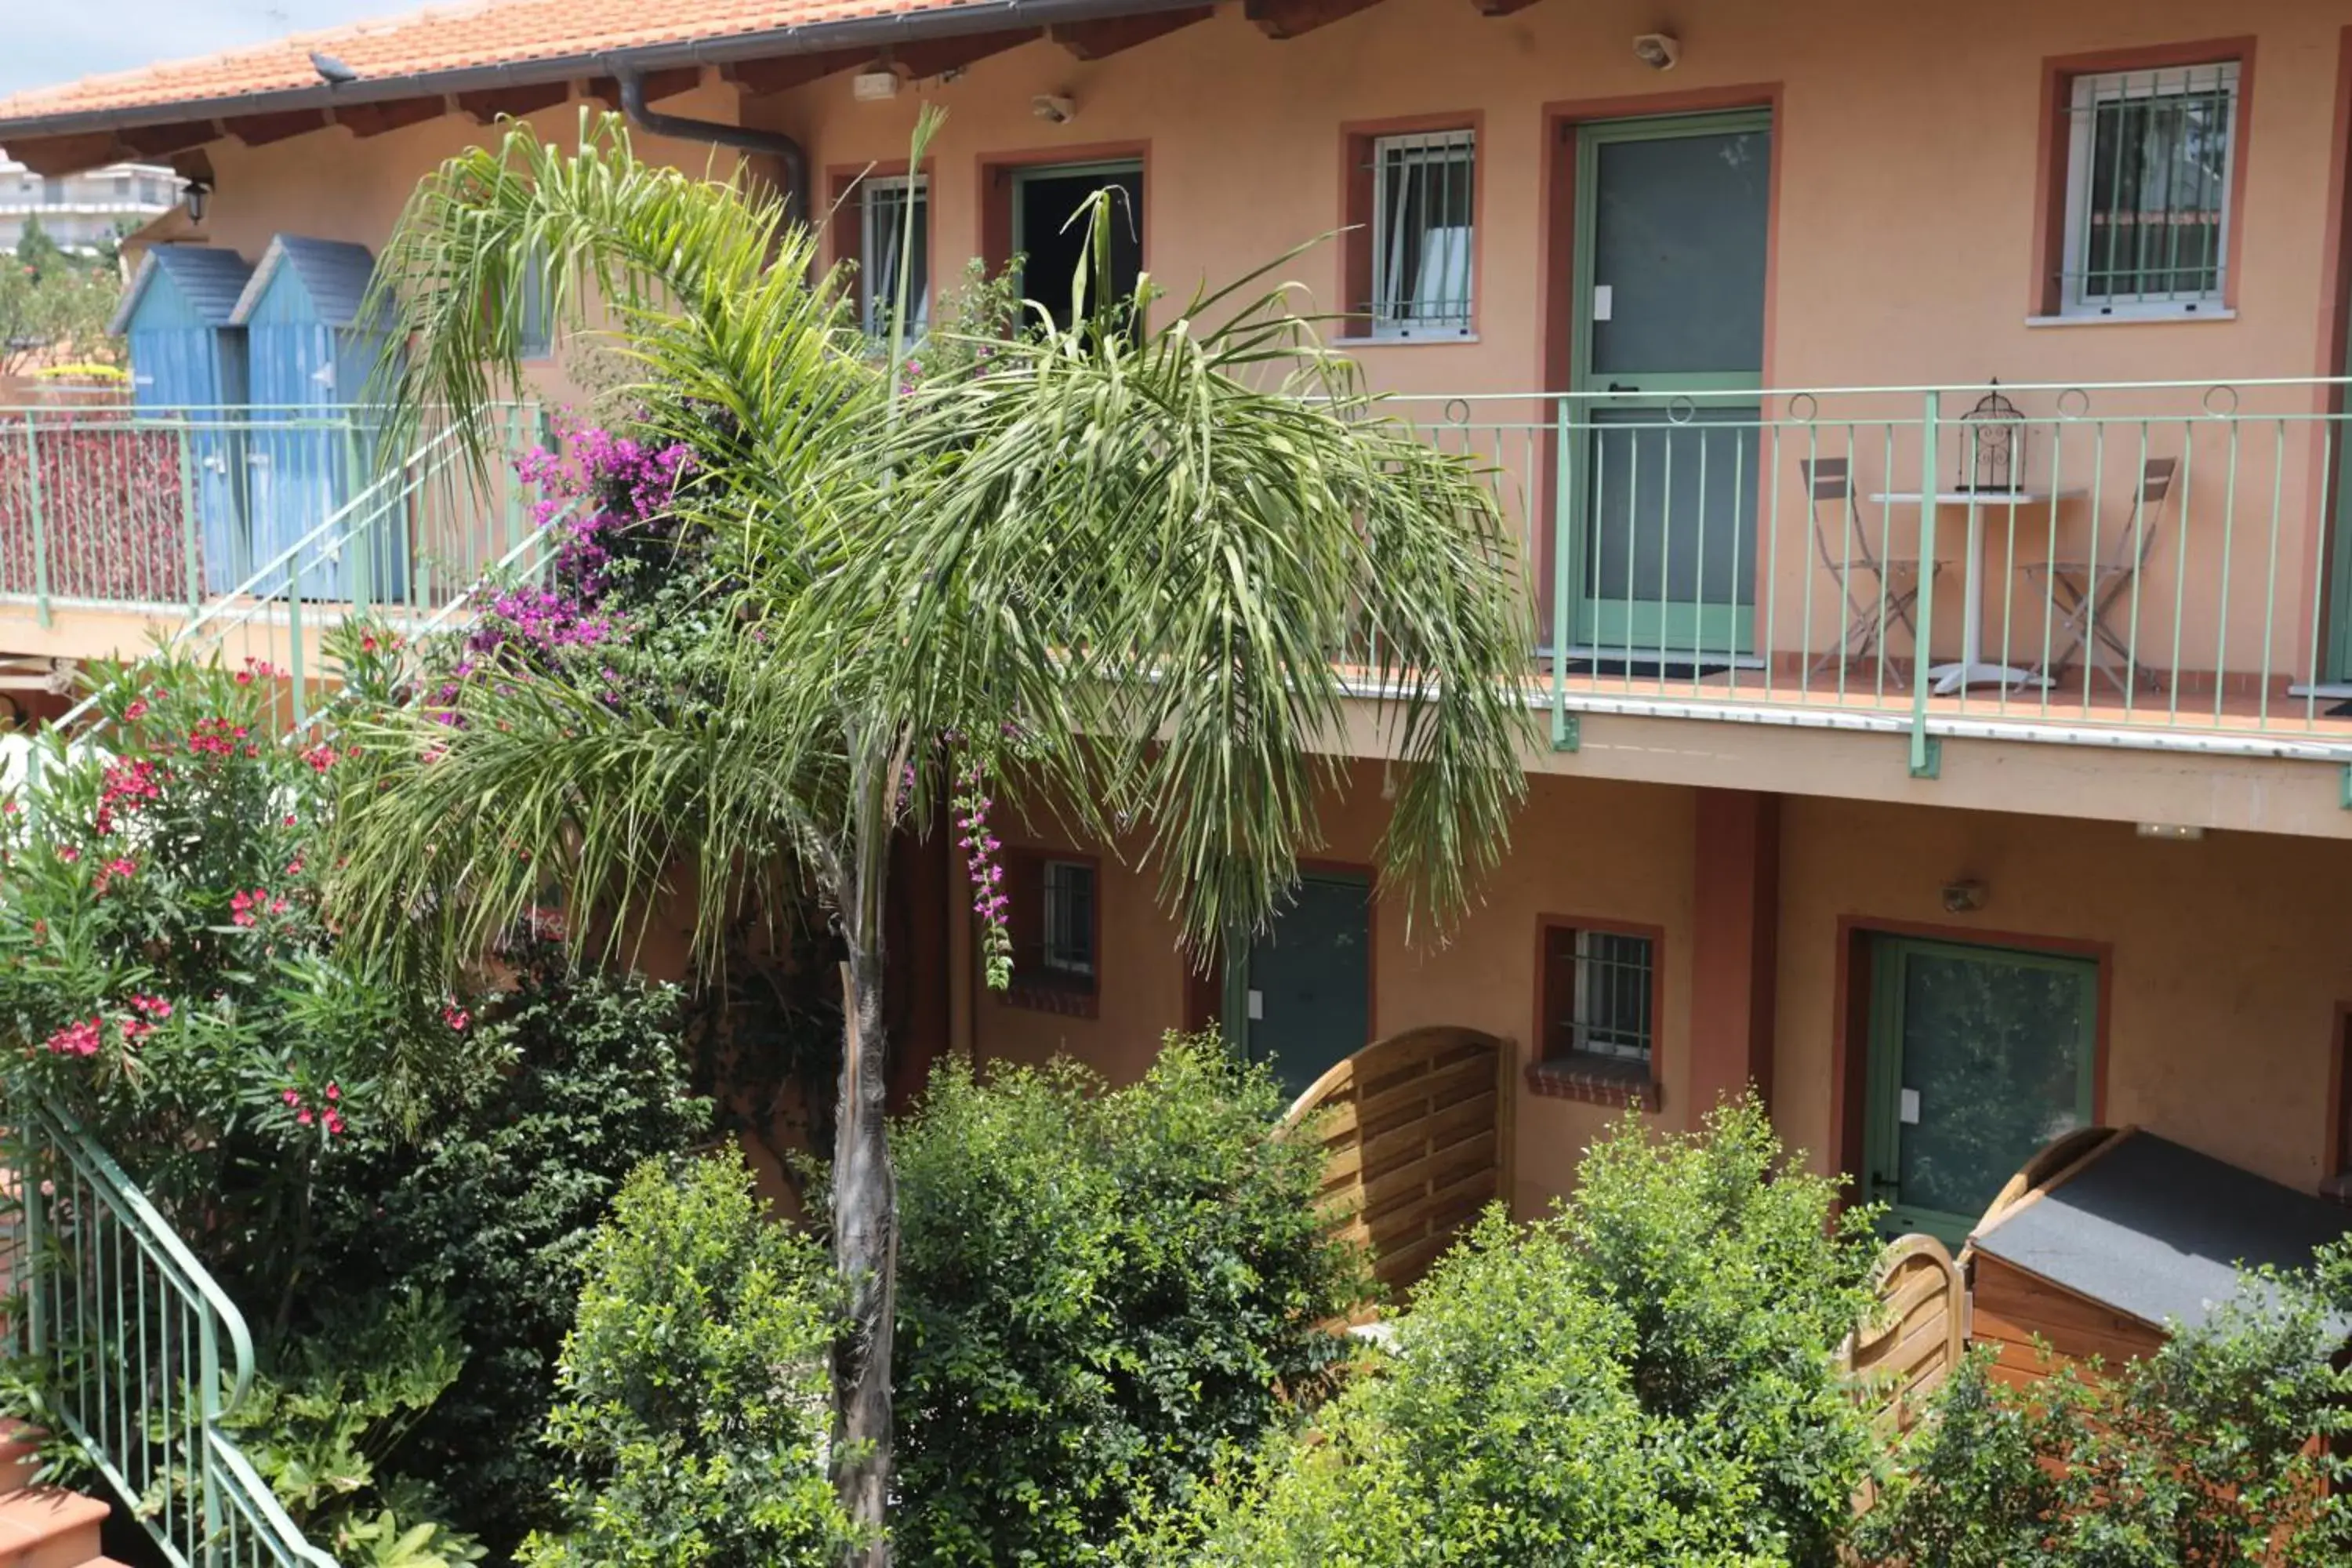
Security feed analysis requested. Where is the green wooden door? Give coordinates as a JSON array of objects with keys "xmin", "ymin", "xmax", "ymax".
[
  {"xmin": 1860, "ymin": 935, "xmax": 2099, "ymax": 1243},
  {"xmin": 1567, "ymin": 111, "xmax": 1771, "ymax": 659},
  {"xmin": 1234, "ymin": 871, "xmax": 1373, "ymax": 1105}
]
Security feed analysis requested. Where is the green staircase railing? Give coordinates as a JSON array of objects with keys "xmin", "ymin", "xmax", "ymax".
[
  {"xmin": 5, "ymin": 405, "xmax": 568, "ymax": 1567},
  {"xmin": 5, "ymin": 1101, "xmax": 339, "ymax": 1567}
]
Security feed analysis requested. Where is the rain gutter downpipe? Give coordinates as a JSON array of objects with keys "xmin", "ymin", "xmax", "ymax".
[{"xmin": 616, "ymin": 67, "xmax": 808, "ymax": 227}]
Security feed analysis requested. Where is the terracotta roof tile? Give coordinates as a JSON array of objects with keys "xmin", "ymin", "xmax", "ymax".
[{"xmin": 0, "ymin": 0, "xmax": 996, "ymax": 126}]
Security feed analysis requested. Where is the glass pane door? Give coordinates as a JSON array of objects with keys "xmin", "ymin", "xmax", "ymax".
[
  {"xmin": 1568, "ymin": 114, "xmax": 1771, "ymax": 659},
  {"xmin": 1862, "ymin": 936, "xmax": 2097, "ymax": 1242}
]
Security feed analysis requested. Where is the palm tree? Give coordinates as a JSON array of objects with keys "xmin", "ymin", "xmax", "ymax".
[{"xmin": 332, "ymin": 112, "xmax": 1534, "ymax": 1563}]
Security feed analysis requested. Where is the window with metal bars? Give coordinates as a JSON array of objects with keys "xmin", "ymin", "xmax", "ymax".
[
  {"xmin": 1369, "ymin": 130, "xmax": 1475, "ymax": 337},
  {"xmin": 860, "ymin": 174, "xmax": 930, "ymax": 340},
  {"xmin": 2060, "ymin": 61, "xmax": 2239, "ymax": 315},
  {"xmin": 1542, "ymin": 925, "xmax": 1655, "ymax": 1067}
]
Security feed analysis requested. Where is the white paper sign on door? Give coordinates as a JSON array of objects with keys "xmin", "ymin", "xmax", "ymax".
[
  {"xmin": 1592, "ymin": 284, "xmax": 1614, "ymax": 321},
  {"xmin": 1899, "ymin": 1087, "xmax": 1922, "ymax": 1126}
]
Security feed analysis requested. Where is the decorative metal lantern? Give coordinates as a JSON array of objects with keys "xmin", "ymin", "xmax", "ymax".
[{"xmin": 1959, "ymin": 382, "xmax": 2026, "ymax": 494}]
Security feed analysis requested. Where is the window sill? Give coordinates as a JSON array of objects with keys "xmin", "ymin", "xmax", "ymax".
[
  {"xmin": 1333, "ymin": 332, "xmax": 1481, "ymax": 347},
  {"xmin": 2025, "ymin": 307, "xmax": 2236, "ymax": 328},
  {"xmin": 1000, "ymin": 980, "xmax": 1099, "ymax": 1019},
  {"xmin": 1525, "ymin": 1057, "xmax": 1658, "ymax": 1112}
]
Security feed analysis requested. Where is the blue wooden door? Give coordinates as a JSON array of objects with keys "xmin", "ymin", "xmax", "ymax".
[
  {"xmin": 1243, "ymin": 871, "xmax": 1374, "ymax": 1105},
  {"xmin": 244, "ymin": 312, "xmax": 350, "ymax": 599},
  {"xmin": 129, "ymin": 324, "xmax": 248, "ymax": 593}
]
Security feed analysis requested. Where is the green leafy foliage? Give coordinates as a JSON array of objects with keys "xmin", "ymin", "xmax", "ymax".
[
  {"xmin": 1, "ymin": 652, "xmax": 710, "ymax": 1560},
  {"xmin": 521, "ymin": 1151, "xmax": 855, "ymax": 1568},
  {"xmin": 1559, "ymin": 1102, "xmax": 1883, "ymax": 1565},
  {"xmin": 1, "ymin": 226, "xmax": 122, "ymax": 373},
  {"xmin": 887, "ymin": 1036, "xmax": 1371, "ymax": 1566},
  {"xmin": 1134, "ymin": 1101, "xmax": 1877, "ymax": 1568},
  {"xmin": 301, "ymin": 949, "xmax": 712, "ymax": 1552},
  {"xmin": 1855, "ymin": 1243, "xmax": 2352, "ymax": 1567},
  {"xmin": 335, "ymin": 1508, "xmax": 492, "ymax": 1568},
  {"xmin": 216, "ymin": 1296, "xmax": 473, "ymax": 1555}
]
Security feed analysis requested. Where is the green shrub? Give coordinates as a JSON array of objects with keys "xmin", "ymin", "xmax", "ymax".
[
  {"xmin": 220, "ymin": 1296, "xmax": 485, "ymax": 1567},
  {"xmin": 1136, "ymin": 1100, "xmax": 1878, "ymax": 1568},
  {"xmin": 888, "ymin": 1036, "xmax": 1370, "ymax": 1566},
  {"xmin": 520, "ymin": 1151, "xmax": 855, "ymax": 1568},
  {"xmin": 1560, "ymin": 1101, "xmax": 1882, "ymax": 1565},
  {"xmin": 1855, "ymin": 1243, "xmax": 2352, "ymax": 1567},
  {"xmin": 305, "ymin": 949, "xmax": 712, "ymax": 1551},
  {"xmin": 0, "ymin": 655, "xmax": 710, "ymax": 1559},
  {"xmin": 1134, "ymin": 1207, "xmax": 1777, "ymax": 1567}
]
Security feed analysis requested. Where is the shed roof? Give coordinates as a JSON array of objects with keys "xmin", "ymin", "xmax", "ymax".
[
  {"xmin": 228, "ymin": 235, "xmax": 383, "ymax": 329},
  {"xmin": 1972, "ymin": 1129, "xmax": 2352, "ymax": 1336},
  {"xmin": 107, "ymin": 244, "xmax": 256, "ymax": 334}
]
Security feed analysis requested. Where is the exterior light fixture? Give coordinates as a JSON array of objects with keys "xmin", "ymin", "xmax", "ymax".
[
  {"xmin": 851, "ymin": 69, "xmax": 901, "ymax": 102},
  {"xmin": 1940, "ymin": 880, "xmax": 1987, "ymax": 913},
  {"xmin": 2136, "ymin": 822, "xmax": 2206, "ymax": 841},
  {"xmin": 183, "ymin": 177, "xmax": 212, "ymax": 223},
  {"xmin": 1633, "ymin": 31, "xmax": 1680, "ymax": 71},
  {"xmin": 1033, "ymin": 94, "xmax": 1076, "ymax": 124}
]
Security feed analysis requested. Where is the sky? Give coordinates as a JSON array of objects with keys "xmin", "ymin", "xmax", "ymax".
[{"xmin": 0, "ymin": 0, "xmax": 405, "ymax": 98}]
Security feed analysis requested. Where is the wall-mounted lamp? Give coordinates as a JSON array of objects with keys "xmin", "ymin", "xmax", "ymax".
[
  {"xmin": 2136, "ymin": 822, "xmax": 2206, "ymax": 841},
  {"xmin": 1632, "ymin": 31, "xmax": 1681, "ymax": 71},
  {"xmin": 1940, "ymin": 879, "xmax": 1988, "ymax": 914},
  {"xmin": 1032, "ymin": 93, "xmax": 1076, "ymax": 125},
  {"xmin": 183, "ymin": 176, "xmax": 212, "ymax": 223},
  {"xmin": 851, "ymin": 68, "xmax": 902, "ymax": 102}
]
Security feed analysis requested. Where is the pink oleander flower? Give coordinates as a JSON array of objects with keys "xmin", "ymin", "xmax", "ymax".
[
  {"xmin": 442, "ymin": 1006, "xmax": 470, "ymax": 1032},
  {"xmin": 42, "ymin": 1017, "xmax": 102, "ymax": 1057}
]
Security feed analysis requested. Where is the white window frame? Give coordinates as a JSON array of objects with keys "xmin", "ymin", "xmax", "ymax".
[
  {"xmin": 1368, "ymin": 129, "xmax": 1476, "ymax": 339},
  {"xmin": 1566, "ymin": 929, "xmax": 1653, "ymax": 1065},
  {"xmin": 2059, "ymin": 60, "xmax": 2239, "ymax": 319},
  {"xmin": 859, "ymin": 172, "xmax": 930, "ymax": 341},
  {"xmin": 1040, "ymin": 858, "xmax": 1096, "ymax": 978}
]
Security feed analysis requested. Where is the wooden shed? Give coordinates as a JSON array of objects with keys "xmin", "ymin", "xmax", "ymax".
[
  {"xmin": 1962, "ymin": 1126, "xmax": 2352, "ymax": 1385},
  {"xmin": 227, "ymin": 234, "xmax": 399, "ymax": 599},
  {"xmin": 109, "ymin": 244, "xmax": 255, "ymax": 591}
]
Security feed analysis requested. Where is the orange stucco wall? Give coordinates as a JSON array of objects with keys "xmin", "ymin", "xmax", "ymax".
[
  {"xmin": 1773, "ymin": 794, "xmax": 2352, "ymax": 1194},
  {"xmin": 977, "ymin": 762, "xmax": 1698, "ymax": 1214},
  {"xmin": 978, "ymin": 762, "xmax": 2352, "ymax": 1210},
  {"xmin": 122, "ymin": 2, "xmax": 2352, "ymax": 1207},
  {"xmin": 759, "ymin": 0, "xmax": 2352, "ymax": 393},
  {"xmin": 136, "ymin": 1, "xmax": 2352, "ymax": 681}
]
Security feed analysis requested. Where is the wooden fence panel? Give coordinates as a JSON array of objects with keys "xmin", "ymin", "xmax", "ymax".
[
  {"xmin": 1278, "ymin": 1025, "xmax": 1514, "ymax": 1301},
  {"xmin": 1848, "ymin": 1233, "xmax": 1968, "ymax": 1440}
]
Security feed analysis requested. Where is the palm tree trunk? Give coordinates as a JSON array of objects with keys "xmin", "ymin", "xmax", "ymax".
[{"xmin": 831, "ymin": 753, "xmax": 900, "ymax": 1564}]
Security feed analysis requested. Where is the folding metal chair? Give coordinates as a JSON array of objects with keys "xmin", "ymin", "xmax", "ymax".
[
  {"xmin": 2024, "ymin": 456, "xmax": 2179, "ymax": 695},
  {"xmin": 1805, "ymin": 457, "xmax": 1935, "ymax": 678}
]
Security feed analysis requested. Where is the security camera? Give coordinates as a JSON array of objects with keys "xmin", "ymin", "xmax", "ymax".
[
  {"xmin": 1632, "ymin": 31, "xmax": 1680, "ymax": 71},
  {"xmin": 1032, "ymin": 93, "xmax": 1076, "ymax": 124}
]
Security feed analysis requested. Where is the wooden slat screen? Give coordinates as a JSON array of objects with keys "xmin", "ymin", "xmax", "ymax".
[{"xmin": 1277, "ymin": 1025, "xmax": 1515, "ymax": 1300}]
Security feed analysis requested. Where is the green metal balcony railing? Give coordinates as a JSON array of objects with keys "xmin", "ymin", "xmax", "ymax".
[
  {"xmin": 3, "ymin": 1101, "xmax": 338, "ymax": 1566},
  {"xmin": 1379, "ymin": 379, "xmax": 2352, "ymax": 768}
]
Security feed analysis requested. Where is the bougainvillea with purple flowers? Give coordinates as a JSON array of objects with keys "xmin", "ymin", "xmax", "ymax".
[{"xmin": 453, "ymin": 418, "xmax": 697, "ymax": 678}]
